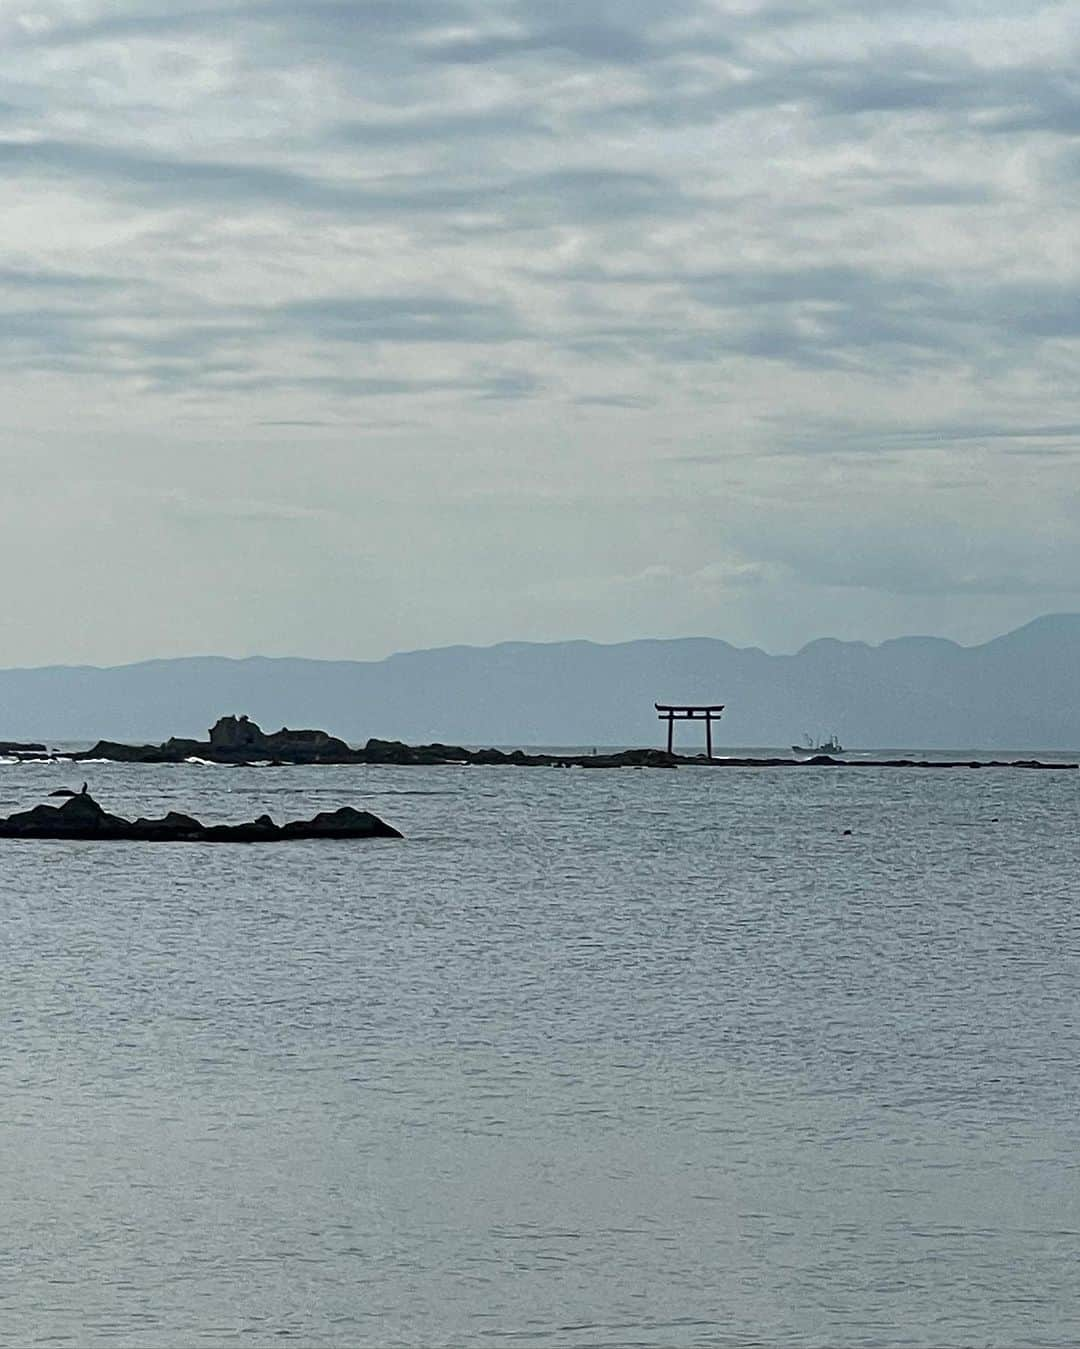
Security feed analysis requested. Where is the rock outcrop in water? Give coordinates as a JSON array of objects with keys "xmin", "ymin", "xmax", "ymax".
[
  {"xmin": 72, "ymin": 714, "xmax": 358, "ymax": 765},
  {"xmin": 201, "ymin": 713, "xmax": 353, "ymax": 761},
  {"xmin": 59, "ymin": 714, "xmax": 1080, "ymax": 770},
  {"xmin": 0, "ymin": 740, "xmax": 47, "ymax": 756},
  {"xmin": 70, "ymin": 715, "xmax": 679, "ymax": 767},
  {"xmin": 0, "ymin": 791, "xmax": 402, "ymax": 842}
]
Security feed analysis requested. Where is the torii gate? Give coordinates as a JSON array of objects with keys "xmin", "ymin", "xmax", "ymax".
[{"xmin": 655, "ymin": 703, "xmax": 725, "ymax": 759}]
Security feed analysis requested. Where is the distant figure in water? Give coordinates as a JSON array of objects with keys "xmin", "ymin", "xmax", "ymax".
[{"xmin": 80, "ymin": 782, "xmax": 88, "ymax": 795}]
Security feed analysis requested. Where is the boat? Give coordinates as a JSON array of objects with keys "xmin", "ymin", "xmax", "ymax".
[{"xmin": 792, "ymin": 733, "xmax": 843, "ymax": 755}]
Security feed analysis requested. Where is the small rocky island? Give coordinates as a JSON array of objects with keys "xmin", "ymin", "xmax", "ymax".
[
  {"xmin": 0, "ymin": 790, "xmax": 402, "ymax": 842},
  {"xmin": 54, "ymin": 714, "xmax": 1077, "ymax": 770},
  {"xmin": 74, "ymin": 714, "xmax": 360, "ymax": 765},
  {"xmin": 71, "ymin": 714, "xmax": 676, "ymax": 768}
]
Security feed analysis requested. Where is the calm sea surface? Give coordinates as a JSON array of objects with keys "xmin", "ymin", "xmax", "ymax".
[{"xmin": 2, "ymin": 755, "xmax": 1079, "ymax": 1347}]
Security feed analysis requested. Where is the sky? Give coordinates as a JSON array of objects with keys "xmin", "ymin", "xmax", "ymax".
[{"xmin": 2, "ymin": 0, "xmax": 1079, "ymax": 666}]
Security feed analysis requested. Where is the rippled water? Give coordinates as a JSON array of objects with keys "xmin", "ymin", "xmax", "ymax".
[{"xmin": 2, "ymin": 758, "xmax": 1079, "ymax": 1347}]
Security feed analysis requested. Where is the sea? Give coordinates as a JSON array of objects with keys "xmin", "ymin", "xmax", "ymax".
[{"xmin": 2, "ymin": 748, "xmax": 1079, "ymax": 1347}]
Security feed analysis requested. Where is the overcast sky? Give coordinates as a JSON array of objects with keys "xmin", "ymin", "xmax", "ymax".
[{"xmin": 2, "ymin": 0, "xmax": 1078, "ymax": 666}]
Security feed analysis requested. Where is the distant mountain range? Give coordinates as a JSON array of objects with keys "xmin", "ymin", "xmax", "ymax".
[{"xmin": 3, "ymin": 614, "xmax": 1080, "ymax": 749}]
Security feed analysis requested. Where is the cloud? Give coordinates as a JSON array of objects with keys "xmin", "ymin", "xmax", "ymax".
[
  {"xmin": 0, "ymin": 265, "xmax": 133, "ymax": 294},
  {"xmin": 422, "ymin": 24, "xmax": 654, "ymax": 67},
  {"xmin": 273, "ymin": 294, "xmax": 523, "ymax": 345},
  {"xmin": 2, "ymin": 0, "xmax": 1080, "ymax": 663},
  {"xmin": 333, "ymin": 107, "xmax": 556, "ymax": 148},
  {"xmin": 711, "ymin": 506, "xmax": 1080, "ymax": 600},
  {"xmin": 0, "ymin": 136, "xmax": 693, "ymax": 235},
  {"xmin": 11, "ymin": 0, "xmax": 463, "ymax": 51},
  {"xmin": 160, "ymin": 491, "xmax": 339, "ymax": 526},
  {"xmin": 422, "ymin": 0, "xmax": 734, "ymax": 66},
  {"xmin": 0, "ymin": 138, "xmax": 369, "ymax": 210}
]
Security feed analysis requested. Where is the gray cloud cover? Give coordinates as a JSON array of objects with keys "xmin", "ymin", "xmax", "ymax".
[{"xmin": 1, "ymin": 0, "xmax": 1078, "ymax": 665}]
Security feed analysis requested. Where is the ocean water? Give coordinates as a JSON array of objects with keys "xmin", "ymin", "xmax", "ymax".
[{"xmin": 2, "ymin": 756, "xmax": 1079, "ymax": 1347}]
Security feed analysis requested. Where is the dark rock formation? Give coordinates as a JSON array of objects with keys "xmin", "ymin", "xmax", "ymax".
[
  {"xmin": 0, "ymin": 740, "xmax": 47, "ymax": 755},
  {"xmin": 69, "ymin": 715, "xmax": 681, "ymax": 768},
  {"xmin": 74, "ymin": 714, "xmax": 357, "ymax": 765},
  {"xmin": 0, "ymin": 792, "xmax": 402, "ymax": 842},
  {"xmin": 79, "ymin": 739, "xmax": 165, "ymax": 762},
  {"xmin": 200, "ymin": 713, "xmax": 353, "ymax": 761},
  {"xmin": 359, "ymin": 738, "xmax": 682, "ymax": 768},
  {"xmin": 62, "ymin": 714, "xmax": 1079, "ymax": 770}
]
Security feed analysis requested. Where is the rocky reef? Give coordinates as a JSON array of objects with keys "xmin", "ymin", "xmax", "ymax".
[
  {"xmin": 74, "ymin": 714, "xmax": 357, "ymax": 765},
  {"xmin": 70, "ymin": 715, "xmax": 679, "ymax": 767},
  {"xmin": 56, "ymin": 715, "xmax": 1080, "ymax": 770},
  {"xmin": 358, "ymin": 738, "xmax": 678, "ymax": 768},
  {"xmin": 0, "ymin": 791, "xmax": 402, "ymax": 842}
]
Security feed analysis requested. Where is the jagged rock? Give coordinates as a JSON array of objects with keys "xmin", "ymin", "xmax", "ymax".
[
  {"xmin": 73, "ymin": 715, "xmax": 360, "ymax": 765},
  {"xmin": 280, "ymin": 806, "xmax": 395, "ymax": 838},
  {"xmin": 0, "ymin": 792, "xmax": 402, "ymax": 842},
  {"xmin": 202, "ymin": 714, "xmax": 354, "ymax": 761},
  {"xmin": 1, "ymin": 793, "xmax": 131, "ymax": 837},
  {"xmin": 207, "ymin": 714, "xmax": 263, "ymax": 752}
]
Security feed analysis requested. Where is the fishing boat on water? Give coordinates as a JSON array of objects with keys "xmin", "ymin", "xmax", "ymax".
[{"xmin": 792, "ymin": 733, "xmax": 843, "ymax": 756}]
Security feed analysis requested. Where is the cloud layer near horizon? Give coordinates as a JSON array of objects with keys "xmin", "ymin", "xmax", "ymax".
[{"xmin": 2, "ymin": 0, "xmax": 1079, "ymax": 664}]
